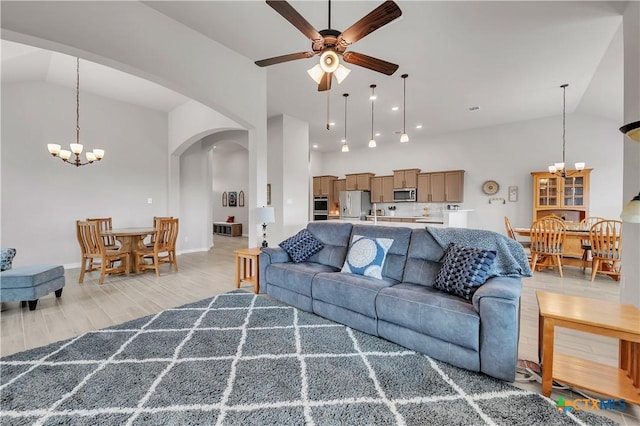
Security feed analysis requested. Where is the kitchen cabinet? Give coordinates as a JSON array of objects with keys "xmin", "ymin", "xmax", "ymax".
[
  {"xmin": 313, "ymin": 175, "xmax": 337, "ymax": 196},
  {"xmin": 345, "ymin": 173, "xmax": 374, "ymax": 191},
  {"xmin": 332, "ymin": 179, "xmax": 346, "ymax": 212},
  {"xmin": 370, "ymin": 176, "xmax": 394, "ymax": 203},
  {"xmin": 531, "ymin": 169, "xmax": 591, "ymax": 222},
  {"xmin": 393, "ymin": 169, "xmax": 420, "ymax": 189},
  {"xmin": 418, "ymin": 170, "xmax": 465, "ymax": 203}
]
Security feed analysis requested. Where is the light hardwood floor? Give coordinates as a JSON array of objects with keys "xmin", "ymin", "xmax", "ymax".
[{"xmin": 1, "ymin": 235, "xmax": 637, "ymax": 424}]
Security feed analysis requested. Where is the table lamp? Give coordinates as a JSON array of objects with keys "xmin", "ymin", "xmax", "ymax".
[{"xmin": 257, "ymin": 206, "xmax": 275, "ymax": 248}]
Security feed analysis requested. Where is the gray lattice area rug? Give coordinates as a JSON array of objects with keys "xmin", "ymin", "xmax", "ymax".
[{"xmin": 1, "ymin": 290, "xmax": 617, "ymax": 426}]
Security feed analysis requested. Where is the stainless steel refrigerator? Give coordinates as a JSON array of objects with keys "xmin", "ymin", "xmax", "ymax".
[{"xmin": 339, "ymin": 191, "xmax": 371, "ymax": 220}]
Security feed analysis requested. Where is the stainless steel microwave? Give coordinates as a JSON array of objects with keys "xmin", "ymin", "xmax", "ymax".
[{"xmin": 393, "ymin": 188, "xmax": 417, "ymax": 202}]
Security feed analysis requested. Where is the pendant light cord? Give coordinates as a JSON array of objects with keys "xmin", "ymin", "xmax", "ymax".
[
  {"xmin": 76, "ymin": 57, "xmax": 80, "ymax": 145},
  {"xmin": 343, "ymin": 93, "xmax": 348, "ymax": 142},
  {"xmin": 561, "ymin": 83, "xmax": 567, "ymax": 165},
  {"xmin": 370, "ymin": 85, "xmax": 375, "ymax": 139}
]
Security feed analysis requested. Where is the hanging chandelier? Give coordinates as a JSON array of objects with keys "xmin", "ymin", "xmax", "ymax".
[
  {"xmin": 400, "ymin": 74, "xmax": 409, "ymax": 143},
  {"xmin": 368, "ymin": 84, "xmax": 377, "ymax": 148},
  {"xmin": 341, "ymin": 93, "xmax": 349, "ymax": 152},
  {"xmin": 547, "ymin": 84, "xmax": 584, "ymax": 177},
  {"xmin": 47, "ymin": 58, "xmax": 104, "ymax": 167}
]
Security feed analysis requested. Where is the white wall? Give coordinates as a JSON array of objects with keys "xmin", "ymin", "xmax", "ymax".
[
  {"xmin": 317, "ymin": 112, "xmax": 623, "ymax": 234},
  {"xmin": 179, "ymin": 140, "xmax": 211, "ymax": 253},
  {"xmin": 1, "ymin": 82, "xmax": 168, "ymax": 267},
  {"xmin": 211, "ymin": 148, "xmax": 249, "ymax": 236}
]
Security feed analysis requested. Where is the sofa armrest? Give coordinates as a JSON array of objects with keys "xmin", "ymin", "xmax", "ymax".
[
  {"xmin": 471, "ymin": 276, "xmax": 522, "ymax": 312},
  {"xmin": 258, "ymin": 247, "xmax": 291, "ymax": 294},
  {"xmin": 472, "ymin": 276, "xmax": 523, "ymax": 382}
]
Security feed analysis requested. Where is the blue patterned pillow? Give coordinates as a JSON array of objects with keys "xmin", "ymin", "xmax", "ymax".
[
  {"xmin": 341, "ymin": 235, "xmax": 394, "ymax": 279},
  {"xmin": 279, "ymin": 229, "xmax": 324, "ymax": 263},
  {"xmin": 434, "ymin": 243, "xmax": 496, "ymax": 300},
  {"xmin": 1, "ymin": 248, "xmax": 17, "ymax": 271}
]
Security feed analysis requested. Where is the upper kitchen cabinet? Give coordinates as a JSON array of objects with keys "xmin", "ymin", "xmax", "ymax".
[
  {"xmin": 371, "ymin": 176, "xmax": 394, "ymax": 203},
  {"xmin": 313, "ymin": 175, "xmax": 338, "ymax": 196},
  {"xmin": 419, "ymin": 170, "xmax": 465, "ymax": 203},
  {"xmin": 345, "ymin": 173, "xmax": 375, "ymax": 191},
  {"xmin": 393, "ymin": 169, "xmax": 420, "ymax": 189}
]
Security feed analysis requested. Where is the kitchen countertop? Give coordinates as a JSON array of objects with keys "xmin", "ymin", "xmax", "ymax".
[
  {"xmin": 365, "ymin": 215, "xmax": 443, "ymax": 223},
  {"xmin": 330, "ymin": 218, "xmax": 444, "ymax": 228}
]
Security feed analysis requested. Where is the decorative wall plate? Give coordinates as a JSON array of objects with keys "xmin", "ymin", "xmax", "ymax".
[{"xmin": 482, "ymin": 180, "xmax": 500, "ymax": 195}]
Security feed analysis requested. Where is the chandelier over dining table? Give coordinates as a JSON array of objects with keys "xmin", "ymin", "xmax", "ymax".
[
  {"xmin": 47, "ymin": 57, "xmax": 104, "ymax": 167},
  {"xmin": 548, "ymin": 84, "xmax": 584, "ymax": 177}
]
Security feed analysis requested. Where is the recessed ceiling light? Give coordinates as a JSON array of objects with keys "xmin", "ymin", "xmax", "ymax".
[
  {"xmin": 329, "ymin": 122, "xmax": 336, "ymax": 126},
  {"xmin": 312, "ymin": 144, "xmax": 318, "ymax": 149},
  {"xmin": 341, "ymin": 138, "xmax": 346, "ymax": 143},
  {"xmin": 391, "ymin": 106, "xmax": 399, "ymax": 111},
  {"xmin": 375, "ymin": 132, "xmax": 381, "ymax": 137},
  {"xmin": 369, "ymin": 94, "xmax": 377, "ymax": 100},
  {"xmin": 468, "ymin": 106, "xmax": 480, "ymax": 111},
  {"xmin": 213, "ymin": 145, "xmax": 217, "ymax": 149},
  {"xmin": 415, "ymin": 124, "xmax": 423, "ymax": 129}
]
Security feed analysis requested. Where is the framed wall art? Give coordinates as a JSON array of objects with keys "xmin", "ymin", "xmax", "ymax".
[
  {"xmin": 267, "ymin": 184, "xmax": 272, "ymax": 206},
  {"xmin": 508, "ymin": 186, "xmax": 518, "ymax": 202},
  {"xmin": 238, "ymin": 190, "xmax": 245, "ymax": 207},
  {"xmin": 222, "ymin": 192, "xmax": 228, "ymax": 207},
  {"xmin": 228, "ymin": 191, "xmax": 237, "ymax": 207}
]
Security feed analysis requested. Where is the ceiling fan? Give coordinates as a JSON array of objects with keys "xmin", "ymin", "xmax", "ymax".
[{"xmin": 255, "ymin": 0, "xmax": 402, "ymax": 91}]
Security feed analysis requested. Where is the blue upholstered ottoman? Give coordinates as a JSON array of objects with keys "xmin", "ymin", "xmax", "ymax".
[{"xmin": 0, "ymin": 265, "xmax": 65, "ymax": 310}]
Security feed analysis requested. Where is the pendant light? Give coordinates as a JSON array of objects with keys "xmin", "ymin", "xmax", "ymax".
[
  {"xmin": 341, "ymin": 93, "xmax": 349, "ymax": 152},
  {"xmin": 368, "ymin": 84, "xmax": 377, "ymax": 148},
  {"xmin": 547, "ymin": 84, "xmax": 585, "ymax": 177},
  {"xmin": 400, "ymin": 74, "xmax": 409, "ymax": 143},
  {"xmin": 47, "ymin": 57, "xmax": 105, "ymax": 167}
]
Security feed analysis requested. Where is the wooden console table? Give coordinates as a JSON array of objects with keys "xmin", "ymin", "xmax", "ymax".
[
  {"xmin": 536, "ymin": 291, "xmax": 640, "ymax": 404},
  {"xmin": 213, "ymin": 222, "xmax": 242, "ymax": 237}
]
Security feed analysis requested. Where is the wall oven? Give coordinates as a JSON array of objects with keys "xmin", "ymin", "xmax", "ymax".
[{"xmin": 313, "ymin": 196, "xmax": 329, "ymax": 221}]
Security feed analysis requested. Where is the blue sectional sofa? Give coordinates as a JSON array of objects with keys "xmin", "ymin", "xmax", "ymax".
[{"xmin": 259, "ymin": 222, "xmax": 529, "ymax": 382}]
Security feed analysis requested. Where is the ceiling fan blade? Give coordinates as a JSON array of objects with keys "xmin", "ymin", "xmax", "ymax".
[
  {"xmin": 255, "ymin": 51, "xmax": 315, "ymax": 67},
  {"xmin": 342, "ymin": 51, "xmax": 399, "ymax": 75},
  {"xmin": 266, "ymin": 0, "xmax": 322, "ymax": 41},
  {"xmin": 338, "ymin": 1, "xmax": 402, "ymax": 46},
  {"xmin": 318, "ymin": 72, "xmax": 333, "ymax": 92}
]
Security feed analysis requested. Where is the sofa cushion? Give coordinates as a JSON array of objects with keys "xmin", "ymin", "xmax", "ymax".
[
  {"xmin": 305, "ymin": 222, "xmax": 353, "ymax": 269},
  {"xmin": 402, "ymin": 229, "xmax": 445, "ymax": 287},
  {"xmin": 434, "ymin": 243, "xmax": 496, "ymax": 300},
  {"xmin": 341, "ymin": 235, "xmax": 393, "ymax": 279},
  {"xmin": 279, "ymin": 229, "xmax": 324, "ymax": 263},
  {"xmin": 266, "ymin": 262, "xmax": 338, "ymax": 297},
  {"xmin": 1, "ymin": 248, "xmax": 17, "ymax": 271},
  {"xmin": 312, "ymin": 272, "xmax": 396, "ymax": 318},
  {"xmin": 376, "ymin": 283, "xmax": 480, "ymax": 351}
]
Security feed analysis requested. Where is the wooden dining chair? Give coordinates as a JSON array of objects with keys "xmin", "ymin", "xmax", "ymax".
[
  {"xmin": 76, "ymin": 220, "xmax": 130, "ymax": 284},
  {"xmin": 579, "ymin": 216, "xmax": 605, "ymax": 272},
  {"xmin": 134, "ymin": 218, "xmax": 179, "ymax": 276},
  {"xmin": 145, "ymin": 216, "xmax": 173, "ymax": 249},
  {"xmin": 589, "ymin": 220, "xmax": 623, "ymax": 282},
  {"xmin": 530, "ymin": 216, "xmax": 566, "ymax": 277},
  {"xmin": 504, "ymin": 216, "xmax": 531, "ymax": 248},
  {"xmin": 86, "ymin": 217, "xmax": 118, "ymax": 250}
]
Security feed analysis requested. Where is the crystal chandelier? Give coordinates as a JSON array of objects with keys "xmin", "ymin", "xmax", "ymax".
[{"xmin": 47, "ymin": 58, "xmax": 104, "ymax": 167}]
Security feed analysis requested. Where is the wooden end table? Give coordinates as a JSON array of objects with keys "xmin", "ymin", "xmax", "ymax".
[
  {"xmin": 536, "ymin": 291, "xmax": 640, "ymax": 405},
  {"xmin": 234, "ymin": 247, "xmax": 262, "ymax": 294}
]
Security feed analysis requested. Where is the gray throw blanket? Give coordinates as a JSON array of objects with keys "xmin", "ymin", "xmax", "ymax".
[{"xmin": 426, "ymin": 226, "xmax": 532, "ymax": 278}]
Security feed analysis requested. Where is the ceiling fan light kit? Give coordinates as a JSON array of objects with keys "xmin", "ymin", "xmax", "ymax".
[{"xmin": 256, "ymin": 0, "xmax": 402, "ymax": 92}]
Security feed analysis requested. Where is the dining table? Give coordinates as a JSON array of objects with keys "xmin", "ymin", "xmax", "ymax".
[
  {"xmin": 514, "ymin": 227, "xmax": 589, "ymax": 269},
  {"xmin": 102, "ymin": 227, "xmax": 156, "ymax": 273}
]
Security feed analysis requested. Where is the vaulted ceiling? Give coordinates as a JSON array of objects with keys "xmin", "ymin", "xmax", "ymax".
[{"xmin": 1, "ymin": 1, "xmax": 625, "ymax": 152}]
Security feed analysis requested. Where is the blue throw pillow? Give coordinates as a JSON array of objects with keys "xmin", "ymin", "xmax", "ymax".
[
  {"xmin": 279, "ymin": 229, "xmax": 324, "ymax": 263},
  {"xmin": 0, "ymin": 248, "xmax": 17, "ymax": 271},
  {"xmin": 434, "ymin": 243, "xmax": 497, "ymax": 300},
  {"xmin": 341, "ymin": 235, "xmax": 393, "ymax": 279}
]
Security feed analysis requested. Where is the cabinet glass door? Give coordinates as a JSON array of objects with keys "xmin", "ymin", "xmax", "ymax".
[
  {"xmin": 538, "ymin": 177, "xmax": 558, "ymax": 206},
  {"xmin": 563, "ymin": 176, "xmax": 584, "ymax": 207}
]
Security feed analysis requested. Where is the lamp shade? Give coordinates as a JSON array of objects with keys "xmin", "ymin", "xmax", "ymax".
[
  {"xmin": 257, "ymin": 206, "xmax": 275, "ymax": 224},
  {"xmin": 620, "ymin": 120, "xmax": 640, "ymax": 142},
  {"xmin": 620, "ymin": 193, "xmax": 640, "ymax": 223}
]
